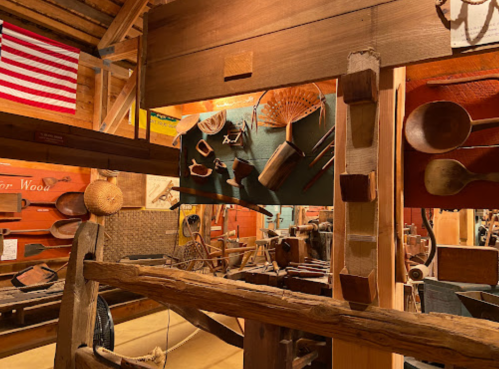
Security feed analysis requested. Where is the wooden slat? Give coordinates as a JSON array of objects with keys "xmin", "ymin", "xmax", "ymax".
[
  {"xmin": 93, "ymin": 69, "xmax": 111, "ymax": 130},
  {"xmin": 144, "ymin": 0, "xmax": 450, "ymax": 108},
  {"xmin": 98, "ymin": 0, "xmax": 149, "ymax": 50},
  {"xmin": 84, "ymin": 261, "xmax": 499, "ymax": 369},
  {"xmin": 50, "ymin": 0, "xmax": 114, "ymax": 26},
  {"xmin": 79, "ymin": 53, "xmax": 129, "ymax": 80},
  {"xmin": 101, "ymin": 69, "xmax": 137, "ymax": 134},
  {"xmin": 99, "ymin": 37, "xmax": 138, "ymax": 62},
  {"xmin": 0, "ymin": 1, "xmax": 99, "ymax": 45},
  {"xmin": 147, "ymin": 0, "xmax": 393, "ymax": 63},
  {"xmin": 14, "ymin": 0, "xmax": 107, "ymax": 37},
  {"xmin": 0, "ymin": 112, "xmax": 179, "ymax": 177}
]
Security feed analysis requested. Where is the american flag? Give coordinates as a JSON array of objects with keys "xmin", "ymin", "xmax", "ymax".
[{"xmin": 0, "ymin": 20, "xmax": 80, "ymax": 114}]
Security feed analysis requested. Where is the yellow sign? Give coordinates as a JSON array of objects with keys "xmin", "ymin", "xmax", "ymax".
[{"xmin": 131, "ymin": 103, "xmax": 179, "ymax": 137}]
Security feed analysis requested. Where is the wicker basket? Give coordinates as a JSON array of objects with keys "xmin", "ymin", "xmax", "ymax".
[{"xmin": 84, "ymin": 180, "xmax": 124, "ymax": 216}]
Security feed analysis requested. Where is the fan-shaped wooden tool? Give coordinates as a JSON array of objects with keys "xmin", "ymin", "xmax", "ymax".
[
  {"xmin": 259, "ymin": 87, "xmax": 324, "ymax": 142},
  {"xmin": 198, "ymin": 110, "xmax": 227, "ymax": 135}
]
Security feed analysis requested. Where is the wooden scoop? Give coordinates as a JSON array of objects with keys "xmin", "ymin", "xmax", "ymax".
[
  {"xmin": 405, "ymin": 101, "xmax": 499, "ymax": 154},
  {"xmin": 425, "ymin": 159, "xmax": 499, "ymax": 196},
  {"xmin": 22, "ymin": 192, "xmax": 87, "ymax": 217},
  {"xmin": 0, "ymin": 218, "xmax": 82, "ymax": 239},
  {"xmin": 172, "ymin": 114, "xmax": 200, "ymax": 147}
]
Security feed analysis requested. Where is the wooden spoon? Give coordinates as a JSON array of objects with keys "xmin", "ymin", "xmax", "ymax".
[
  {"xmin": 425, "ymin": 159, "xmax": 499, "ymax": 196},
  {"xmin": 405, "ymin": 101, "xmax": 499, "ymax": 154},
  {"xmin": 172, "ymin": 114, "xmax": 200, "ymax": 147}
]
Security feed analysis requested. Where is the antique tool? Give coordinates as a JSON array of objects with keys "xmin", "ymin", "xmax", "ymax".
[
  {"xmin": 227, "ymin": 157, "xmax": 254, "ymax": 188},
  {"xmin": 311, "ymin": 125, "xmax": 336, "ymax": 153},
  {"xmin": 152, "ymin": 180, "xmax": 175, "ymax": 203},
  {"xmin": 405, "ymin": 101, "xmax": 499, "ymax": 154},
  {"xmin": 189, "ymin": 159, "xmax": 213, "ymax": 185},
  {"xmin": 255, "ymin": 86, "xmax": 326, "ymax": 142},
  {"xmin": 0, "ymin": 193, "xmax": 22, "ymax": 212},
  {"xmin": 0, "ymin": 217, "xmax": 21, "ymax": 222},
  {"xmin": 198, "ymin": 110, "xmax": 227, "ymax": 135},
  {"xmin": 213, "ymin": 158, "xmax": 228, "ymax": 173},
  {"xmin": 309, "ymin": 140, "xmax": 335, "ymax": 168},
  {"xmin": 286, "ymin": 269, "xmax": 329, "ymax": 278},
  {"xmin": 223, "ymin": 120, "xmax": 246, "ymax": 146},
  {"xmin": 171, "ymin": 187, "xmax": 273, "ymax": 217},
  {"xmin": 84, "ymin": 180, "xmax": 123, "ymax": 216},
  {"xmin": 0, "ymin": 218, "xmax": 81, "ymax": 239},
  {"xmin": 303, "ymin": 156, "xmax": 335, "ymax": 192},
  {"xmin": 24, "ymin": 243, "xmax": 72, "ymax": 258},
  {"xmin": 0, "ymin": 173, "xmax": 32, "ymax": 177},
  {"xmin": 259, "ymin": 141, "xmax": 305, "ymax": 191},
  {"xmin": 428, "ymin": 73, "xmax": 499, "ymax": 87},
  {"xmin": 196, "ymin": 139, "xmax": 215, "ymax": 157},
  {"xmin": 11, "ymin": 262, "xmax": 67, "ymax": 289},
  {"xmin": 42, "ymin": 176, "xmax": 71, "ymax": 188},
  {"xmin": 425, "ymin": 159, "xmax": 499, "ymax": 196},
  {"xmin": 23, "ymin": 192, "xmax": 87, "ymax": 216},
  {"xmin": 172, "ymin": 114, "xmax": 200, "ymax": 146}
]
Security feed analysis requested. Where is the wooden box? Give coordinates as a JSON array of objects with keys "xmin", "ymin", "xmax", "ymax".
[
  {"xmin": 275, "ymin": 237, "xmax": 307, "ymax": 268},
  {"xmin": 437, "ymin": 245, "xmax": 499, "ymax": 285}
]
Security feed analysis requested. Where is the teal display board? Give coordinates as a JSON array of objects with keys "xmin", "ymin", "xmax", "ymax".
[{"xmin": 180, "ymin": 94, "xmax": 335, "ymax": 205}]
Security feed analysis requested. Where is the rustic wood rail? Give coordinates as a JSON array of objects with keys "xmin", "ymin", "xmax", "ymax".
[{"xmin": 83, "ymin": 260, "xmax": 499, "ymax": 369}]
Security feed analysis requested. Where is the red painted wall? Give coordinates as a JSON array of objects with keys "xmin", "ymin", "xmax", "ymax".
[
  {"xmin": 0, "ymin": 161, "xmax": 90, "ymax": 263},
  {"xmin": 210, "ymin": 205, "xmax": 257, "ymax": 239}
]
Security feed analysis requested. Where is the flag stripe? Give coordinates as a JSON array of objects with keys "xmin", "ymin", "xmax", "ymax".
[
  {"xmin": 2, "ymin": 33, "xmax": 79, "ymax": 64},
  {"xmin": 0, "ymin": 81, "xmax": 77, "ymax": 105},
  {"xmin": 0, "ymin": 92, "xmax": 75, "ymax": 114},
  {"xmin": 0, "ymin": 20, "xmax": 80, "ymax": 115},
  {"xmin": 0, "ymin": 63, "xmax": 76, "ymax": 90},
  {"xmin": 4, "ymin": 22, "xmax": 79, "ymax": 55},
  {"xmin": 0, "ymin": 84, "xmax": 76, "ymax": 109},
  {"xmin": 2, "ymin": 45, "xmax": 78, "ymax": 75},
  {"xmin": 1, "ymin": 52, "xmax": 78, "ymax": 84},
  {"xmin": 0, "ymin": 71, "xmax": 76, "ymax": 98}
]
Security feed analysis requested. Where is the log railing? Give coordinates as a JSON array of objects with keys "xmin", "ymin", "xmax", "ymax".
[{"xmin": 83, "ymin": 260, "xmax": 499, "ymax": 369}]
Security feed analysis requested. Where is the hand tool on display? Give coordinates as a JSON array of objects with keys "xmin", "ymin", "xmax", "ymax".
[
  {"xmin": 11, "ymin": 262, "xmax": 68, "ymax": 289},
  {"xmin": 428, "ymin": 73, "xmax": 499, "ymax": 87},
  {"xmin": 311, "ymin": 125, "xmax": 336, "ymax": 153},
  {"xmin": 0, "ymin": 173, "xmax": 32, "ymax": 177},
  {"xmin": 227, "ymin": 158, "xmax": 254, "ymax": 188},
  {"xmin": 189, "ymin": 159, "xmax": 213, "ymax": 185},
  {"xmin": 42, "ymin": 176, "xmax": 71, "ymax": 188},
  {"xmin": 0, "ymin": 217, "xmax": 21, "ymax": 222},
  {"xmin": 198, "ymin": 110, "xmax": 227, "ymax": 135},
  {"xmin": 22, "ymin": 192, "xmax": 87, "ymax": 216},
  {"xmin": 0, "ymin": 218, "xmax": 82, "ymax": 239},
  {"xmin": 24, "ymin": 243, "xmax": 72, "ymax": 258},
  {"xmin": 0, "ymin": 193, "xmax": 22, "ymax": 212},
  {"xmin": 309, "ymin": 140, "xmax": 334, "ymax": 168},
  {"xmin": 172, "ymin": 114, "xmax": 200, "ymax": 147},
  {"xmin": 425, "ymin": 159, "xmax": 499, "ymax": 196},
  {"xmin": 304, "ymin": 257, "xmax": 329, "ymax": 265},
  {"xmin": 303, "ymin": 156, "xmax": 335, "ymax": 192},
  {"xmin": 172, "ymin": 187, "xmax": 273, "ymax": 217},
  {"xmin": 405, "ymin": 101, "xmax": 499, "ymax": 154}
]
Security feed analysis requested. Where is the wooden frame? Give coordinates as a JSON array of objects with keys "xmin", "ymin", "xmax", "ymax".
[{"xmin": 0, "ymin": 112, "xmax": 179, "ymax": 176}]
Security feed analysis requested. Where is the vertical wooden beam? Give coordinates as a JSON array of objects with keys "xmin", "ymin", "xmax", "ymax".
[
  {"xmin": 134, "ymin": 36, "xmax": 143, "ymax": 140},
  {"xmin": 93, "ymin": 68, "xmax": 111, "ymax": 132},
  {"xmin": 98, "ymin": 0, "xmax": 149, "ymax": 50},
  {"xmin": 101, "ymin": 68, "xmax": 137, "ymax": 134},
  {"xmin": 54, "ymin": 222, "xmax": 105, "ymax": 369},
  {"xmin": 333, "ymin": 66, "xmax": 405, "ymax": 369}
]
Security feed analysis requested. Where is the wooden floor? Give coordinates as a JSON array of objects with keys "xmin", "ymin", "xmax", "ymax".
[{"xmin": 0, "ymin": 310, "xmax": 243, "ymax": 369}]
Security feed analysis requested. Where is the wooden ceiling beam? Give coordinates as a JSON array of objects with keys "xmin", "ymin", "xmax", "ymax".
[
  {"xmin": 0, "ymin": 112, "xmax": 179, "ymax": 176},
  {"xmin": 84, "ymin": 261, "xmax": 499, "ymax": 369},
  {"xmin": 101, "ymin": 68, "xmax": 137, "ymax": 134},
  {"xmin": 0, "ymin": 1, "xmax": 99, "ymax": 45},
  {"xmin": 99, "ymin": 37, "xmax": 138, "ymax": 62},
  {"xmin": 98, "ymin": 0, "xmax": 149, "ymax": 50},
  {"xmin": 50, "ymin": 0, "xmax": 115, "ymax": 27}
]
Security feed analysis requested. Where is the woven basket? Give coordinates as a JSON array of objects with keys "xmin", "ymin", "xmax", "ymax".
[{"xmin": 84, "ymin": 180, "xmax": 124, "ymax": 216}]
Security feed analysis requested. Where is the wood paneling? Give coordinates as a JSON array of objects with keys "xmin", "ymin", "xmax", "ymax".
[
  {"xmin": 144, "ymin": 0, "xmax": 450, "ymax": 108},
  {"xmin": 147, "ymin": 0, "xmax": 394, "ymax": 62}
]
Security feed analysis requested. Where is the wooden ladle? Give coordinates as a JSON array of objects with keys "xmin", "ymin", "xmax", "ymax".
[
  {"xmin": 425, "ymin": 159, "xmax": 499, "ymax": 196},
  {"xmin": 172, "ymin": 114, "xmax": 200, "ymax": 147},
  {"xmin": 405, "ymin": 101, "xmax": 499, "ymax": 154}
]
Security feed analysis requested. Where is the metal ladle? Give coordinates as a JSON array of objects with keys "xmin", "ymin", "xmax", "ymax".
[{"xmin": 405, "ymin": 101, "xmax": 499, "ymax": 154}]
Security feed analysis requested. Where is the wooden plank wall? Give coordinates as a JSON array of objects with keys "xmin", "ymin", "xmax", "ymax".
[{"xmin": 0, "ymin": 159, "xmax": 90, "ymax": 265}]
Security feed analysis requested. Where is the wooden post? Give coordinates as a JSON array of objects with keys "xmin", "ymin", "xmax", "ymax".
[
  {"xmin": 54, "ymin": 222, "xmax": 105, "ymax": 369},
  {"xmin": 333, "ymin": 65, "xmax": 405, "ymax": 368}
]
